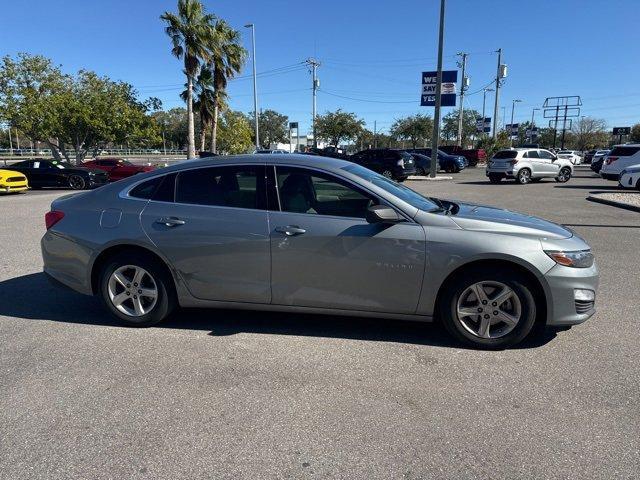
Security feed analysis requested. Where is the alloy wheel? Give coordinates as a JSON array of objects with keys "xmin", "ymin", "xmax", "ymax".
[
  {"xmin": 517, "ymin": 169, "xmax": 531, "ymax": 184},
  {"xmin": 382, "ymin": 170, "xmax": 393, "ymax": 179},
  {"xmin": 69, "ymin": 175, "xmax": 85, "ymax": 190},
  {"xmin": 108, "ymin": 265, "xmax": 158, "ymax": 317},
  {"xmin": 456, "ymin": 281, "xmax": 522, "ymax": 339},
  {"xmin": 556, "ymin": 168, "xmax": 571, "ymax": 183}
]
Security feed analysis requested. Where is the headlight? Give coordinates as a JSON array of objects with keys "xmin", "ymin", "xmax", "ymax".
[
  {"xmin": 545, "ymin": 250, "xmax": 594, "ymax": 268},
  {"xmin": 397, "ymin": 159, "xmax": 405, "ymax": 167}
]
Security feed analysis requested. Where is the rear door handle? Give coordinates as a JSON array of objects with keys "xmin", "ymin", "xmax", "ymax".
[
  {"xmin": 155, "ymin": 216, "xmax": 186, "ymax": 227},
  {"xmin": 275, "ymin": 225, "xmax": 306, "ymax": 236}
]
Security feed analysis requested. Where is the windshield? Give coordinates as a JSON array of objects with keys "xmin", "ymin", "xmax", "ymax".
[{"xmin": 341, "ymin": 163, "xmax": 440, "ymax": 212}]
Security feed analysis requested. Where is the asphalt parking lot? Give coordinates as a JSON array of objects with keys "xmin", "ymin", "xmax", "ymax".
[{"xmin": 1, "ymin": 166, "xmax": 638, "ymax": 479}]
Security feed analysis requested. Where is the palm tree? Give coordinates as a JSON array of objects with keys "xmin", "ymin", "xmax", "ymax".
[
  {"xmin": 181, "ymin": 68, "xmax": 216, "ymax": 151},
  {"xmin": 208, "ymin": 20, "xmax": 246, "ymax": 153},
  {"xmin": 161, "ymin": 0, "xmax": 215, "ymax": 158}
]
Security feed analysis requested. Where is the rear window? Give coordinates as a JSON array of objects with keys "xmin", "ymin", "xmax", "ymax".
[
  {"xmin": 609, "ymin": 146, "xmax": 640, "ymax": 157},
  {"xmin": 130, "ymin": 177, "xmax": 162, "ymax": 199},
  {"xmin": 493, "ymin": 150, "xmax": 518, "ymax": 159}
]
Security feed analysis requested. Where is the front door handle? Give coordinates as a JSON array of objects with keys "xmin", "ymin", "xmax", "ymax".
[
  {"xmin": 155, "ymin": 216, "xmax": 186, "ymax": 227},
  {"xmin": 275, "ymin": 225, "xmax": 306, "ymax": 236}
]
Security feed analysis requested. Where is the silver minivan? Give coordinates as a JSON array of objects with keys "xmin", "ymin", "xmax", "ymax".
[{"xmin": 486, "ymin": 148, "xmax": 574, "ymax": 184}]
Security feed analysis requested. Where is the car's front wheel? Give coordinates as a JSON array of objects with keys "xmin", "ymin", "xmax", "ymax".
[
  {"xmin": 68, "ymin": 174, "xmax": 86, "ymax": 190},
  {"xmin": 439, "ymin": 268, "xmax": 537, "ymax": 349},
  {"xmin": 555, "ymin": 167, "xmax": 571, "ymax": 183},
  {"xmin": 381, "ymin": 169, "xmax": 393, "ymax": 179},
  {"xmin": 99, "ymin": 252, "xmax": 176, "ymax": 327}
]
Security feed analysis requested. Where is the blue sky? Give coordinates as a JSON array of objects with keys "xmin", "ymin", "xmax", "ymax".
[{"xmin": 2, "ymin": 0, "xmax": 639, "ymax": 136}]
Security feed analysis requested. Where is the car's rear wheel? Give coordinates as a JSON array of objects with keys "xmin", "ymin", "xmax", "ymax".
[
  {"xmin": 517, "ymin": 168, "xmax": 531, "ymax": 184},
  {"xmin": 439, "ymin": 268, "xmax": 537, "ymax": 349},
  {"xmin": 489, "ymin": 174, "xmax": 502, "ymax": 184},
  {"xmin": 99, "ymin": 252, "xmax": 176, "ymax": 327},
  {"xmin": 555, "ymin": 167, "xmax": 571, "ymax": 183},
  {"xmin": 68, "ymin": 174, "xmax": 86, "ymax": 190},
  {"xmin": 382, "ymin": 169, "xmax": 393, "ymax": 179}
]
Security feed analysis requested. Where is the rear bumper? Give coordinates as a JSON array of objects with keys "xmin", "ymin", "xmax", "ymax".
[
  {"xmin": 41, "ymin": 231, "xmax": 94, "ymax": 295},
  {"xmin": 600, "ymin": 172, "xmax": 620, "ymax": 181},
  {"xmin": 543, "ymin": 262, "xmax": 599, "ymax": 326}
]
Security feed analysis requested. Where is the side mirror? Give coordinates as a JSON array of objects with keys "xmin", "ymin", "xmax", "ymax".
[
  {"xmin": 366, "ymin": 205, "xmax": 403, "ymax": 224},
  {"xmin": 552, "ymin": 156, "xmax": 558, "ymax": 161}
]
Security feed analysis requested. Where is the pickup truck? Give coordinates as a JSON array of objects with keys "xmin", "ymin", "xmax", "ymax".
[{"xmin": 439, "ymin": 146, "xmax": 487, "ymax": 166}]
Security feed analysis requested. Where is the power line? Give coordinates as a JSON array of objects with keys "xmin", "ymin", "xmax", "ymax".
[{"xmin": 319, "ymin": 89, "xmax": 416, "ymax": 104}]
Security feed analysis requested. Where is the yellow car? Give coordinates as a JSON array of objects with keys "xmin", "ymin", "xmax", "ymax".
[{"xmin": 0, "ymin": 169, "xmax": 29, "ymax": 193}]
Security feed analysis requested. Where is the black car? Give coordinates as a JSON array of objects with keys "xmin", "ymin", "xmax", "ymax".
[
  {"xmin": 9, "ymin": 159, "xmax": 109, "ymax": 190},
  {"xmin": 350, "ymin": 149, "xmax": 416, "ymax": 181},
  {"xmin": 408, "ymin": 153, "xmax": 440, "ymax": 175},
  {"xmin": 407, "ymin": 148, "xmax": 466, "ymax": 173},
  {"xmin": 591, "ymin": 156, "xmax": 605, "ymax": 173}
]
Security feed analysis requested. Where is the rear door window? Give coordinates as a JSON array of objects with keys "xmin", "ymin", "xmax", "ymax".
[{"xmin": 175, "ymin": 165, "xmax": 266, "ymax": 210}]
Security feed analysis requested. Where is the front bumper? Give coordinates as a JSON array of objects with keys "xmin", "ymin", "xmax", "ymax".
[
  {"xmin": 0, "ymin": 183, "xmax": 28, "ymax": 193},
  {"xmin": 543, "ymin": 262, "xmax": 599, "ymax": 326}
]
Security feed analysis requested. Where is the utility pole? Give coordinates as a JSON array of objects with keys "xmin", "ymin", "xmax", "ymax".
[
  {"xmin": 429, "ymin": 0, "xmax": 446, "ymax": 178},
  {"xmin": 374, "ymin": 120, "xmax": 377, "ymax": 148},
  {"xmin": 244, "ymin": 24, "xmax": 259, "ymax": 151},
  {"xmin": 510, "ymin": 99, "xmax": 522, "ymax": 146},
  {"xmin": 492, "ymin": 48, "xmax": 502, "ymax": 139},
  {"xmin": 456, "ymin": 52, "xmax": 468, "ymax": 147},
  {"xmin": 482, "ymin": 88, "xmax": 494, "ymax": 138},
  {"xmin": 307, "ymin": 58, "xmax": 320, "ymax": 147}
]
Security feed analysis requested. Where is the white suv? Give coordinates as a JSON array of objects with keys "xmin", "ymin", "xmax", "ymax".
[
  {"xmin": 557, "ymin": 150, "xmax": 582, "ymax": 165},
  {"xmin": 600, "ymin": 144, "xmax": 640, "ymax": 181},
  {"xmin": 486, "ymin": 148, "xmax": 574, "ymax": 184}
]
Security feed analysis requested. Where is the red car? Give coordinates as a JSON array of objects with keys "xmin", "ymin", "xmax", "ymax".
[{"xmin": 82, "ymin": 158, "xmax": 154, "ymax": 181}]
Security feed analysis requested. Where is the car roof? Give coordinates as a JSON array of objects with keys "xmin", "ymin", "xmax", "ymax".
[{"xmin": 160, "ymin": 154, "xmax": 353, "ymax": 173}]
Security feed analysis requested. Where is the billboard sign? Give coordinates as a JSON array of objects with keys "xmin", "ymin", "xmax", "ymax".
[{"xmin": 421, "ymin": 70, "xmax": 458, "ymax": 107}]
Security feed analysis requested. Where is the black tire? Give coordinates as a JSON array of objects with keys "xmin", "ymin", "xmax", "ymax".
[
  {"xmin": 99, "ymin": 252, "xmax": 176, "ymax": 327},
  {"xmin": 516, "ymin": 168, "xmax": 531, "ymax": 184},
  {"xmin": 489, "ymin": 174, "xmax": 502, "ymax": 184},
  {"xmin": 439, "ymin": 267, "xmax": 538, "ymax": 349},
  {"xmin": 68, "ymin": 174, "xmax": 86, "ymax": 190},
  {"xmin": 555, "ymin": 167, "xmax": 571, "ymax": 183},
  {"xmin": 416, "ymin": 167, "xmax": 426, "ymax": 176}
]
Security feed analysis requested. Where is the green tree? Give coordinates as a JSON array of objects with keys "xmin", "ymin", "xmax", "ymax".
[
  {"xmin": 161, "ymin": 0, "xmax": 215, "ymax": 158},
  {"xmin": 631, "ymin": 123, "xmax": 640, "ymax": 143},
  {"xmin": 250, "ymin": 109, "xmax": 288, "ymax": 148},
  {"xmin": 315, "ymin": 109, "xmax": 364, "ymax": 147},
  {"xmin": 477, "ymin": 130, "xmax": 510, "ymax": 159},
  {"xmin": 152, "ymin": 108, "xmax": 189, "ymax": 150},
  {"xmin": 217, "ymin": 110, "xmax": 252, "ymax": 154},
  {"xmin": 441, "ymin": 108, "xmax": 481, "ymax": 145},
  {"xmin": 0, "ymin": 54, "xmax": 159, "ymax": 163},
  {"xmin": 208, "ymin": 19, "xmax": 246, "ymax": 153},
  {"xmin": 390, "ymin": 114, "xmax": 433, "ymax": 148}
]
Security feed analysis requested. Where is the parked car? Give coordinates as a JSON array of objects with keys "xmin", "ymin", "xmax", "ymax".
[
  {"xmin": 0, "ymin": 169, "xmax": 29, "ymax": 193},
  {"xmin": 9, "ymin": 159, "xmax": 108, "ymax": 190},
  {"xmin": 350, "ymin": 149, "xmax": 416, "ymax": 181},
  {"xmin": 590, "ymin": 150, "xmax": 610, "ymax": 173},
  {"xmin": 599, "ymin": 144, "xmax": 640, "ymax": 181},
  {"xmin": 408, "ymin": 153, "xmax": 439, "ymax": 176},
  {"xmin": 439, "ymin": 145, "xmax": 487, "ymax": 166},
  {"xmin": 618, "ymin": 163, "xmax": 640, "ymax": 191},
  {"xmin": 407, "ymin": 148, "xmax": 466, "ymax": 173},
  {"xmin": 41, "ymin": 154, "xmax": 598, "ymax": 349},
  {"xmin": 82, "ymin": 158, "xmax": 155, "ymax": 182},
  {"xmin": 556, "ymin": 150, "xmax": 582, "ymax": 165},
  {"xmin": 486, "ymin": 148, "xmax": 573, "ymax": 184},
  {"xmin": 583, "ymin": 149, "xmax": 598, "ymax": 164}
]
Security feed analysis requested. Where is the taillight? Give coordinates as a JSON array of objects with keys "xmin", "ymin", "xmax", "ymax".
[
  {"xmin": 45, "ymin": 210, "xmax": 65, "ymax": 230},
  {"xmin": 509, "ymin": 159, "xmax": 518, "ymax": 165},
  {"xmin": 606, "ymin": 156, "xmax": 618, "ymax": 165}
]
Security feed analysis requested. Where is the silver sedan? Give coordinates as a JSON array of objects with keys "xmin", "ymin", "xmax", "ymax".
[{"xmin": 41, "ymin": 155, "xmax": 599, "ymax": 349}]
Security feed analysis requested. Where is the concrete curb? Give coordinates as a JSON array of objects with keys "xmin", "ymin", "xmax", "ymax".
[
  {"xmin": 587, "ymin": 195, "xmax": 640, "ymax": 213},
  {"xmin": 407, "ymin": 175, "xmax": 454, "ymax": 181}
]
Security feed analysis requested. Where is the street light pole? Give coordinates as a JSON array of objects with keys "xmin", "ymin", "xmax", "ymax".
[
  {"xmin": 456, "ymin": 52, "xmax": 468, "ymax": 147},
  {"xmin": 429, "ymin": 0, "xmax": 446, "ymax": 179},
  {"xmin": 245, "ymin": 23, "xmax": 259, "ymax": 151},
  {"xmin": 492, "ymin": 48, "xmax": 502, "ymax": 139},
  {"xmin": 510, "ymin": 99, "xmax": 522, "ymax": 146}
]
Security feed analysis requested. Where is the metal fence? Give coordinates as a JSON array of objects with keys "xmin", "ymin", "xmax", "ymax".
[{"xmin": 0, "ymin": 148, "xmax": 188, "ymax": 157}]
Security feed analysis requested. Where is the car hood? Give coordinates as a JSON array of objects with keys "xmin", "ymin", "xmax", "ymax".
[{"xmin": 447, "ymin": 201, "xmax": 573, "ymax": 239}]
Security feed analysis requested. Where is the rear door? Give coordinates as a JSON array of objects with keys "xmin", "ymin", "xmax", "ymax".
[
  {"xmin": 268, "ymin": 165, "xmax": 425, "ymax": 314},
  {"xmin": 140, "ymin": 164, "xmax": 271, "ymax": 303}
]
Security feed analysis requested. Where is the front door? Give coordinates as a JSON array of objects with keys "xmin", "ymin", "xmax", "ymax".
[
  {"xmin": 269, "ymin": 166, "xmax": 425, "ymax": 314},
  {"xmin": 140, "ymin": 164, "xmax": 271, "ymax": 304},
  {"xmin": 537, "ymin": 149, "xmax": 561, "ymax": 176}
]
